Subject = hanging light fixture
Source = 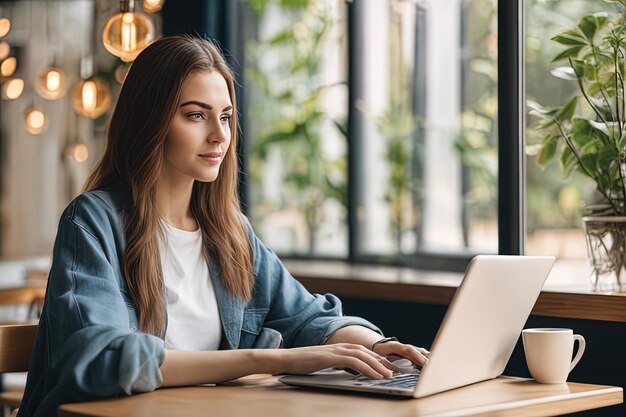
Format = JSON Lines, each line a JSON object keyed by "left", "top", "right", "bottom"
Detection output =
{"left": 35, "top": 66, "right": 67, "bottom": 100}
{"left": 102, "top": 0, "right": 154, "bottom": 62}
{"left": 72, "top": 76, "right": 111, "bottom": 119}
{"left": 1, "top": 77, "right": 23, "bottom": 100}
{"left": 24, "top": 106, "right": 46, "bottom": 135}
{"left": 0, "top": 56, "right": 16, "bottom": 77}
{"left": 35, "top": 3, "right": 67, "bottom": 100}
{"left": 143, "top": 0, "right": 164, "bottom": 13}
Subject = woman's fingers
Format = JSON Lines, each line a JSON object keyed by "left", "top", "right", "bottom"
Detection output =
{"left": 286, "top": 342, "right": 433, "bottom": 379}
{"left": 417, "top": 347, "right": 430, "bottom": 357}
{"left": 286, "top": 343, "right": 394, "bottom": 379}
{"left": 335, "top": 344, "right": 393, "bottom": 379}
{"left": 375, "top": 342, "right": 430, "bottom": 368}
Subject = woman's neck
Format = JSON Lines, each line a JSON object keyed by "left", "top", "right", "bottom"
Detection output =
{"left": 155, "top": 176, "right": 198, "bottom": 231}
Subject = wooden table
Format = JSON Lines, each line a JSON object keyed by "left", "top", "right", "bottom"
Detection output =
{"left": 58, "top": 375, "right": 622, "bottom": 417}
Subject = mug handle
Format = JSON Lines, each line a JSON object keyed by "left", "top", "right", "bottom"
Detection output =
{"left": 569, "top": 334, "right": 586, "bottom": 372}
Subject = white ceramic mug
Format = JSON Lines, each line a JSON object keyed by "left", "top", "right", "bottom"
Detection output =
{"left": 522, "top": 328, "right": 585, "bottom": 384}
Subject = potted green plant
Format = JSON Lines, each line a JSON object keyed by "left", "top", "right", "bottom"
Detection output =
{"left": 530, "top": 2, "right": 626, "bottom": 290}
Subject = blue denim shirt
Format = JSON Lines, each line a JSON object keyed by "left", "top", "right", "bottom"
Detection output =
{"left": 17, "top": 189, "right": 380, "bottom": 417}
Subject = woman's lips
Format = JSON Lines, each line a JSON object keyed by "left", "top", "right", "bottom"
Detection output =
{"left": 198, "top": 152, "right": 223, "bottom": 164}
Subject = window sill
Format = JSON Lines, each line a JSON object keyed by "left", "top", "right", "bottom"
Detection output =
{"left": 284, "top": 259, "right": 626, "bottom": 323}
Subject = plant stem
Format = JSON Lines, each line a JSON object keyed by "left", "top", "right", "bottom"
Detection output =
{"left": 619, "top": 46, "right": 626, "bottom": 135}
{"left": 588, "top": 42, "right": 615, "bottom": 129}
{"left": 570, "top": 57, "right": 612, "bottom": 143}
{"left": 613, "top": 41, "right": 622, "bottom": 133}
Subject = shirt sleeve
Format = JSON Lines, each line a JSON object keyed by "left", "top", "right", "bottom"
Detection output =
{"left": 247, "top": 224, "right": 382, "bottom": 348}
{"left": 17, "top": 196, "right": 165, "bottom": 417}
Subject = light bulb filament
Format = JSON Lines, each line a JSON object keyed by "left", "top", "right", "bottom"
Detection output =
{"left": 121, "top": 13, "right": 137, "bottom": 52}
{"left": 46, "top": 70, "right": 61, "bottom": 92}
{"left": 82, "top": 80, "right": 97, "bottom": 112}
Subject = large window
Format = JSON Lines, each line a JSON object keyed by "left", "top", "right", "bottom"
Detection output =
{"left": 243, "top": 0, "right": 499, "bottom": 269}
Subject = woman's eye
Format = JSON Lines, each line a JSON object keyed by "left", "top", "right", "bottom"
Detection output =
{"left": 220, "top": 115, "right": 232, "bottom": 124}
{"left": 187, "top": 112, "right": 205, "bottom": 120}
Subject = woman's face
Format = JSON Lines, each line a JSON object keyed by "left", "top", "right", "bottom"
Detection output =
{"left": 162, "top": 69, "right": 233, "bottom": 184}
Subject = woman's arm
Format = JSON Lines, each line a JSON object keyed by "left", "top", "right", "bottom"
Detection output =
{"left": 160, "top": 343, "right": 396, "bottom": 386}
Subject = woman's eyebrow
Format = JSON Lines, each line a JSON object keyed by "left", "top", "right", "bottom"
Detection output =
{"left": 179, "top": 100, "right": 233, "bottom": 112}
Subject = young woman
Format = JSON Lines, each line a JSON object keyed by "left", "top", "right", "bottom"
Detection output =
{"left": 17, "top": 35, "right": 428, "bottom": 417}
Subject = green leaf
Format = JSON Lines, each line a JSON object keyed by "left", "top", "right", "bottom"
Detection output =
{"left": 570, "top": 59, "right": 586, "bottom": 78}
{"left": 551, "top": 33, "right": 588, "bottom": 46}
{"left": 580, "top": 152, "right": 599, "bottom": 174}
{"left": 571, "top": 118, "right": 612, "bottom": 152}
{"left": 594, "top": 14, "right": 609, "bottom": 29}
{"left": 555, "top": 96, "right": 578, "bottom": 123}
{"left": 537, "top": 136, "right": 559, "bottom": 165}
{"left": 597, "top": 146, "right": 619, "bottom": 172}
{"left": 571, "top": 118, "right": 592, "bottom": 147}
{"left": 597, "top": 173, "right": 609, "bottom": 192}
{"left": 579, "top": 139, "right": 600, "bottom": 158}
{"left": 560, "top": 145, "right": 577, "bottom": 177}
{"left": 578, "top": 15, "right": 599, "bottom": 42}
{"left": 587, "top": 82, "right": 603, "bottom": 95}
{"left": 552, "top": 45, "right": 584, "bottom": 62}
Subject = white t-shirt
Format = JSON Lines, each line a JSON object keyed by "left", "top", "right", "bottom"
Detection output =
{"left": 159, "top": 221, "right": 222, "bottom": 351}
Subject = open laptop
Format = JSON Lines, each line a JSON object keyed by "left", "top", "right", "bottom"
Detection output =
{"left": 279, "top": 255, "right": 556, "bottom": 398}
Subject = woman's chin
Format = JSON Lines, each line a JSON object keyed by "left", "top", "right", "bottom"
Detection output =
{"left": 195, "top": 173, "right": 220, "bottom": 183}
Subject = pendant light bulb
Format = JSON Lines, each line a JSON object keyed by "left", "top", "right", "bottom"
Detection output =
{"left": 102, "top": 0, "right": 154, "bottom": 62}
{"left": 66, "top": 143, "right": 89, "bottom": 163}
{"left": 0, "top": 56, "right": 16, "bottom": 77}
{"left": 71, "top": 77, "right": 111, "bottom": 119}
{"left": 0, "top": 41, "right": 10, "bottom": 61}
{"left": 2, "top": 77, "right": 24, "bottom": 100}
{"left": 35, "top": 66, "right": 67, "bottom": 100}
{"left": 25, "top": 107, "right": 46, "bottom": 135}
{"left": 0, "top": 18, "right": 10, "bottom": 38}
{"left": 143, "top": 0, "right": 164, "bottom": 13}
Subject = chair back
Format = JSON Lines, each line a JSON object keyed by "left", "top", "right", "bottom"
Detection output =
{"left": 0, "top": 325, "right": 37, "bottom": 373}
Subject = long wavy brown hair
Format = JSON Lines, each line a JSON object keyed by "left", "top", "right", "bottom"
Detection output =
{"left": 85, "top": 35, "right": 254, "bottom": 336}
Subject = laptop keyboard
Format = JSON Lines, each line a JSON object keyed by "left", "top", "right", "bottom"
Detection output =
{"left": 355, "top": 372, "right": 421, "bottom": 389}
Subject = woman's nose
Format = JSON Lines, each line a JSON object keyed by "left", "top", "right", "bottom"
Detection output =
{"left": 207, "top": 121, "right": 228, "bottom": 143}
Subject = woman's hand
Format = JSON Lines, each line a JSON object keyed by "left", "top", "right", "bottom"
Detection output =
{"left": 372, "top": 340, "right": 430, "bottom": 368}
{"left": 279, "top": 343, "right": 394, "bottom": 380}
{"left": 323, "top": 325, "right": 429, "bottom": 371}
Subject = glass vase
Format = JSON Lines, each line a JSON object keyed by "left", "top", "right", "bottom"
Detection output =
{"left": 582, "top": 216, "right": 626, "bottom": 292}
